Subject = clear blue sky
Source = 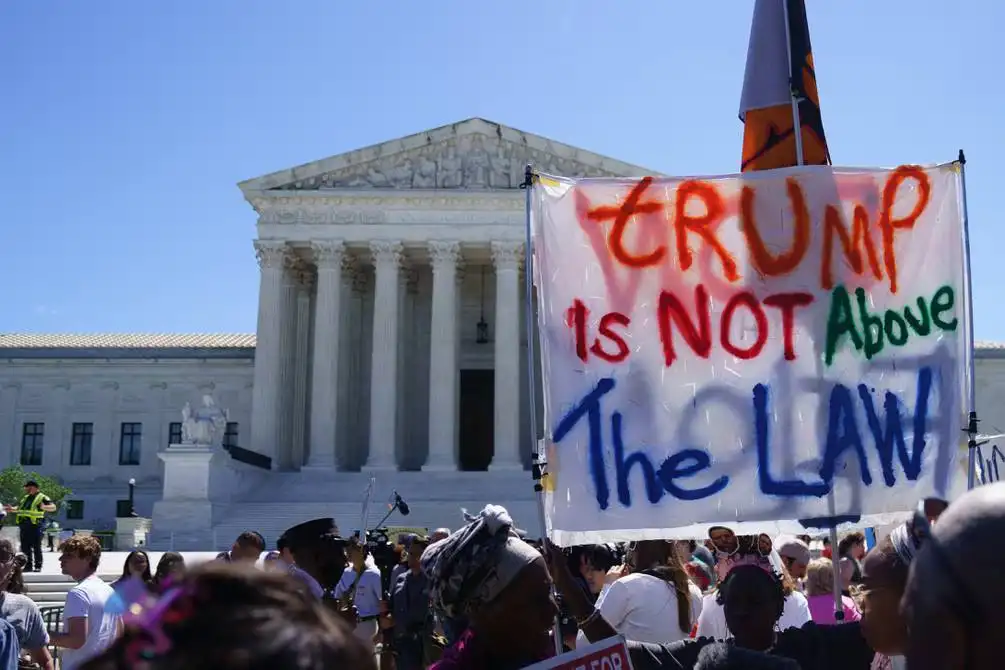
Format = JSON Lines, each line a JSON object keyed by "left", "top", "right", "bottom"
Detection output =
{"left": 2, "top": 1, "right": 1002, "bottom": 339}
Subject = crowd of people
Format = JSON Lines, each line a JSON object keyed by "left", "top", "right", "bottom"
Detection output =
{"left": 0, "top": 483, "right": 999, "bottom": 669}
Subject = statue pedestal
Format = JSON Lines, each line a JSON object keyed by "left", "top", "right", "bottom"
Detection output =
{"left": 151, "top": 443, "right": 235, "bottom": 548}
{"left": 115, "top": 516, "right": 151, "bottom": 551}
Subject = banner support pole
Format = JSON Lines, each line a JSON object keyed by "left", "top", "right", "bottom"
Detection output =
{"left": 781, "top": 0, "right": 845, "bottom": 621}
{"left": 959, "top": 149, "right": 981, "bottom": 490}
{"left": 521, "top": 164, "right": 563, "bottom": 657}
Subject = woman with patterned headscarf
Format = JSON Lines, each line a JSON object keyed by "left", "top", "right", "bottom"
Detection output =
{"left": 858, "top": 498, "right": 949, "bottom": 670}
{"left": 422, "top": 505, "right": 559, "bottom": 669}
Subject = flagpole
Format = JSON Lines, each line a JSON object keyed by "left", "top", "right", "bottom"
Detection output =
{"left": 521, "top": 164, "right": 563, "bottom": 657}
{"left": 781, "top": 0, "right": 846, "bottom": 620}
{"left": 782, "top": 0, "right": 805, "bottom": 166}
{"left": 959, "top": 149, "right": 980, "bottom": 490}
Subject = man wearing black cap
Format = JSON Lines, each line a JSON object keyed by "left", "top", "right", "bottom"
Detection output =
{"left": 2, "top": 480, "right": 56, "bottom": 572}
{"left": 281, "top": 518, "right": 357, "bottom": 623}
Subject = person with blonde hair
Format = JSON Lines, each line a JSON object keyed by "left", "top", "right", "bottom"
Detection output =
{"left": 804, "top": 558, "right": 860, "bottom": 625}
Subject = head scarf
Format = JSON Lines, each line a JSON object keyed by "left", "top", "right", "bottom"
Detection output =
{"left": 889, "top": 522, "right": 920, "bottom": 566}
{"left": 421, "top": 504, "right": 541, "bottom": 618}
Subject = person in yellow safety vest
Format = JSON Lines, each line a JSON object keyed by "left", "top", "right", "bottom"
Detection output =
{"left": 2, "top": 480, "right": 57, "bottom": 572}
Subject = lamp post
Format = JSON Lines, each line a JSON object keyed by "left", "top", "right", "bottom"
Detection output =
{"left": 128, "top": 478, "right": 136, "bottom": 517}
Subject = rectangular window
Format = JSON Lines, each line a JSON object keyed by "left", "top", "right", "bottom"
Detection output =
{"left": 65, "top": 500, "right": 84, "bottom": 520}
{"left": 168, "top": 422, "right": 182, "bottom": 446}
{"left": 118, "top": 422, "right": 142, "bottom": 466}
{"left": 115, "top": 499, "right": 133, "bottom": 518}
{"left": 70, "top": 422, "right": 93, "bottom": 466}
{"left": 20, "top": 423, "right": 44, "bottom": 466}
{"left": 223, "top": 422, "right": 239, "bottom": 449}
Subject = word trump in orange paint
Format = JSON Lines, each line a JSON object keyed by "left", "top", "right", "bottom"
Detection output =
{"left": 578, "top": 166, "right": 932, "bottom": 296}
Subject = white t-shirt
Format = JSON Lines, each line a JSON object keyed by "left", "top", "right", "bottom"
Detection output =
{"left": 334, "top": 564, "right": 383, "bottom": 617}
{"left": 695, "top": 588, "right": 811, "bottom": 640}
{"left": 61, "top": 575, "right": 120, "bottom": 670}
{"left": 576, "top": 573, "right": 703, "bottom": 646}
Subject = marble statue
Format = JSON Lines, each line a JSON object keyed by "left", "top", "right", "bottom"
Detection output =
{"left": 179, "top": 394, "right": 229, "bottom": 447}
{"left": 438, "top": 148, "right": 463, "bottom": 189}
{"left": 489, "top": 147, "right": 514, "bottom": 188}
{"left": 463, "top": 137, "right": 490, "bottom": 187}
{"left": 412, "top": 155, "right": 438, "bottom": 188}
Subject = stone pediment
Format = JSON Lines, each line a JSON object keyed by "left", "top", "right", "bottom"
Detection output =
{"left": 238, "top": 118, "right": 658, "bottom": 193}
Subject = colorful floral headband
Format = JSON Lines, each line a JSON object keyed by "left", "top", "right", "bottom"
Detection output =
{"left": 106, "top": 576, "right": 196, "bottom": 664}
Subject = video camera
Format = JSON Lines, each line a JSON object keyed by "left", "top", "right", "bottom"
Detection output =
{"left": 356, "top": 490, "right": 411, "bottom": 594}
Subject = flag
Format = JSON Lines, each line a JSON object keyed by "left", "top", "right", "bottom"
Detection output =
{"left": 740, "top": 0, "right": 830, "bottom": 171}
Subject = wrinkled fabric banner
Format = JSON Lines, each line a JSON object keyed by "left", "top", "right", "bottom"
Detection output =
{"left": 532, "top": 163, "right": 969, "bottom": 545}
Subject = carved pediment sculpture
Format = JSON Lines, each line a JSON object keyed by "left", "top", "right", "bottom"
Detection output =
{"left": 275, "top": 135, "right": 621, "bottom": 191}
{"left": 240, "top": 119, "right": 657, "bottom": 193}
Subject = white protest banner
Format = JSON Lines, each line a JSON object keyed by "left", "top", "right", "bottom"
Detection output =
{"left": 522, "top": 635, "right": 633, "bottom": 670}
{"left": 532, "top": 164, "right": 970, "bottom": 544}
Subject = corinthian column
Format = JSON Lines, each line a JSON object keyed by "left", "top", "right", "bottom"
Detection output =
{"left": 250, "top": 240, "right": 291, "bottom": 466}
{"left": 276, "top": 263, "right": 299, "bottom": 470}
{"left": 306, "top": 240, "right": 346, "bottom": 470}
{"left": 491, "top": 241, "right": 524, "bottom": 470}
{"left": 365, "top": 240, "right": 403, "bottom": 470}
{"left": 426, "top": 240, "right": 461, "bottom": 470}
{"left": 290, "top": 268, "right": 314, "bottom": 469}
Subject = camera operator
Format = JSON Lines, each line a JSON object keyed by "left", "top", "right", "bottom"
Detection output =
{"left": 334, "top": 538, "right": 383, "bottom": 645}
{"left": 378, "top": 535, "right": 433, "bottom": 670}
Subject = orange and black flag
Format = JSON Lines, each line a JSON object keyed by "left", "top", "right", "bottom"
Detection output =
{"left": 740, "top": 0, "right": 830, "bottom": 172}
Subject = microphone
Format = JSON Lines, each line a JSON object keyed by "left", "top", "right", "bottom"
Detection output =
{"left": 694, "top": 643, "right": 800, "bottom": 670}
{"left": 393, "top": 492, "right": 410, "bottom": 516}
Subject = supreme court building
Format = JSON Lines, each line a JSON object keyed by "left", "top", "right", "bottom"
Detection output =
{"left": 3, "top": 118, "right": 1005, "bottom": 547}
{"left": 0, "top": 119, "right": 656, "bottom": 546}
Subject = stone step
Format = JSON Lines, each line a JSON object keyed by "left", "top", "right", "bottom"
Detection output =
{"left": 149, "top": 466, "right": 544, "bottom": 550}
{"left": 21, "top": 552, "right": 232, "bottom": 607}
{"left": 238, "top": 469, "right": 539, "bottom": 503}
{"left": 147, "top": 497, "right": 543, "bottom": 551}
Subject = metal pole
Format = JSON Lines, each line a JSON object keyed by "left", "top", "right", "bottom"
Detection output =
{"left": 781, "top": 0, "right": 805, "bottom": 167}
{"left": 959, "top": 149, "right": 980, "bottom": 489}
{"left": 128, "top": 478, "right": 136, "bottom": 517}
{"left": 781, "top": 0, "right": 844, "bottom": 620}
{"left": 521, "top": 164, "right": 562, "bottom": 657}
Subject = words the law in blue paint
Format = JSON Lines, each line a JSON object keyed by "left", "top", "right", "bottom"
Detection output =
{"left": 551, "top": 368, "right": 934, "bottom": 511}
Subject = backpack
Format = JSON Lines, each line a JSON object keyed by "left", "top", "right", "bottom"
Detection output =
{"left": 0, "top": 618, "right": 20, "bottom": 670}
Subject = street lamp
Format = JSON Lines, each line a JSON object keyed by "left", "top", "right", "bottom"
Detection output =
{"left": 128, "top": 478, "right": 136, "bottom": 517}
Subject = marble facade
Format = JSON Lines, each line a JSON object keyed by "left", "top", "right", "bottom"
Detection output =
{"left": 237, "top": 118, "right": 651, "bottom": 475}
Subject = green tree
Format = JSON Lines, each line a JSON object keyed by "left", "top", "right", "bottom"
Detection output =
{"left": 0, "top": 465, "right": 73, "bottom": 511}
